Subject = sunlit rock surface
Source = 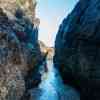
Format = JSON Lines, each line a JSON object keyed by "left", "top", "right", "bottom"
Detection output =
{"left": 0, "top": 0, "right": 37, "bottom": 22}
{"left": 0, "top": 0, "right": 42, "bottom": 100}
{"left": 39, "top": 41, "right": 54, "bottom": 60}
{"left": 54, "top": 0, "right": 100, "bottom": 99}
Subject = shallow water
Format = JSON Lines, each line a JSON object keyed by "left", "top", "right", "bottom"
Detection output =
{"left": 29, "top": 60, "right": 80, "bottom": 100}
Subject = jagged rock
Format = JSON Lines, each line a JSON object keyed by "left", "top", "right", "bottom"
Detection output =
{"left": 54, "top": 0, "right": 100, "bottom": 99}
{"left": 0, "top": 1, "right": 42, "bottom": 100}
{"left": 0, "top": 0, "right": 37, "bottom": 21}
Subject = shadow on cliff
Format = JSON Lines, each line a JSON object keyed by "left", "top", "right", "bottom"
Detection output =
{"left": 54, "top": 0, "right": 100, "bottom": 99}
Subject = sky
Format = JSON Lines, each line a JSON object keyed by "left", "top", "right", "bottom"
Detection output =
{"left": 36, "top": 0, "right": 78, "bottom": 47}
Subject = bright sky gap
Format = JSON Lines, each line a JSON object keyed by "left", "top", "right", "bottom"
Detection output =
{"left": 36, "top": 0, "right": 78, "bottom": 47}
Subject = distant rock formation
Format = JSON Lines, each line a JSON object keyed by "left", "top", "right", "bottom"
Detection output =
{"left": 39, "top": 40, "right": 54, "bottom": 60}
{"left": 0, "top": 0, "right": 42, "bottom": 100}
{"left": 54, "top": 0, "right": 100, "bottom": 99}
{"left": 47, "top": 47, "right": 54, "bottom": 60}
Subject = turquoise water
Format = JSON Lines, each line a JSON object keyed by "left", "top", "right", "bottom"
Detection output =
{"left": 29, "top": 60, "right": 80, "bottom": 100}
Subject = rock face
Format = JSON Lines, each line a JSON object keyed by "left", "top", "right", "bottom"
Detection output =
{"left": 39, "top": 41, "right": 54, "bottom": 60}
{"left": 54, "top": 0, "right": 100, "bottom": 99}
{"left": 46, "top": 47, "right": 54, "bottom": 60}
{"left": 0, "top": 0, "right": 42, "bottom": 100}
{"left": 0, "top": 0, "right": 37, "bottom": 22}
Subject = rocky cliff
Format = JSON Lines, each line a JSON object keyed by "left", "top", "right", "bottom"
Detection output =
{"left": 0, "top": 0, "right": 37, "bottom": 22}
{"left": 0, "top": 0, "right": 42, "bottom": 100}
{"left": 39, "top": 41, "right": 54, "bottom": 60}
{"left": 54, "top": 0, "right": 100, "bottom": 99}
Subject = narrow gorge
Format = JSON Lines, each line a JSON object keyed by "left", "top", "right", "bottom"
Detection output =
{"left": 0, "top": 0, "right": 100, "bottom": 100}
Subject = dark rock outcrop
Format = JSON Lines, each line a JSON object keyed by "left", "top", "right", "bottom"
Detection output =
{"left": 54, "top": 0, "right": 100, "bottom": 99}
{"left": 0, "top": 0, "right": 42, "bottom": 100}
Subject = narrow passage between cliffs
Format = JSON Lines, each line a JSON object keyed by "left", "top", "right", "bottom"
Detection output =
{"left": 29, "top": 59, "right": 80, "bottom": 100}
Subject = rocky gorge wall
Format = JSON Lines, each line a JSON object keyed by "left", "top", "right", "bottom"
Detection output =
{"left": 0, "top": 0, "right": 42, "bottom": 100}
{"left": 54, "top": 0, "right": 100, "bottom": 99}
{"left": 39, "top": 41, "right": 54, "bottom": 60}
